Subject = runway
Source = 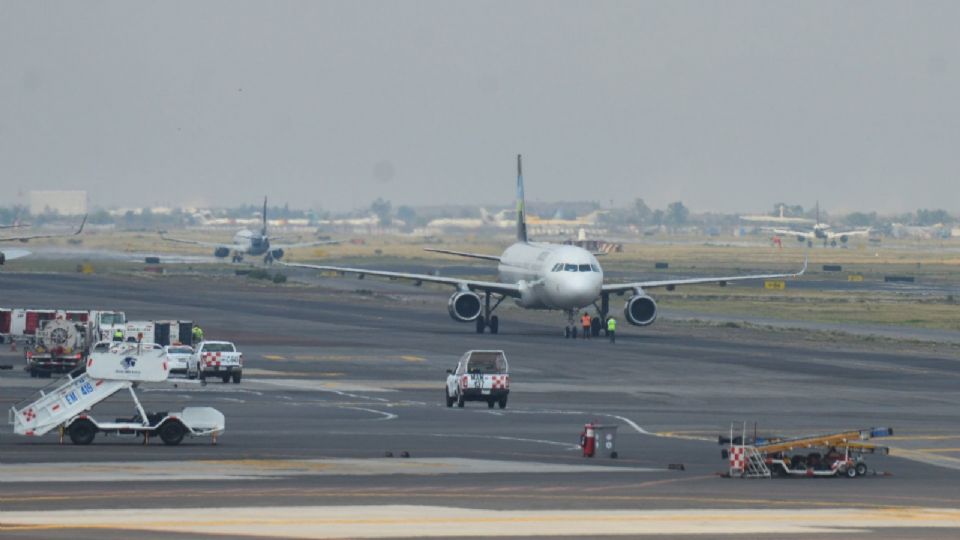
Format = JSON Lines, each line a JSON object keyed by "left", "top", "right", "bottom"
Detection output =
{"left": 1, "top": 272, "right": 959, "bottom": 538}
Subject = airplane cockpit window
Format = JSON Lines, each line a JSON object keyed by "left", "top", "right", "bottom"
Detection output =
{"left": 564, "top": 264, "right": 577, "bottom": 272}
{"left": 578, "top": 264, "right": 592, "bottom": 272}
{"left": 591, "top": 264, "right": 601, "bottom": 272}
{"left": 551, "top": 263, "right": 563, "bottom": 272}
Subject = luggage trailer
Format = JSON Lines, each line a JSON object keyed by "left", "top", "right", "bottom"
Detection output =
{"left": 9, "top": 342, "right": 224, "bottom": 446}
{"left": 722, "top": 423, "right": 893, "bottom": 478}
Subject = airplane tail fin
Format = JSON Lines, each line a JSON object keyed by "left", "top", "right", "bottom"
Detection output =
{"left": 261, "top": 196, "right": 268, "bottom": 236}
{"left": 516, "top": 154, "right": 528, "bottom": 243}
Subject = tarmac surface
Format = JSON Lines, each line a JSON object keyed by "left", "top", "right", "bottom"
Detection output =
{"left": 1, "top": 271, "right": 959, "bottom": 539}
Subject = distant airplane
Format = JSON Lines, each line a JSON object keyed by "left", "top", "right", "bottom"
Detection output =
{"left": 162, "top": 197, "right": 337, "bottom": 263}
{"left": 284, "top": 155, "right": 806, "bottom": 336}
{"left": 770, "top": 203, "right": 870, "bottom": 247}
{"left": 0, "top": 215, "right": 86, "bottom": 264}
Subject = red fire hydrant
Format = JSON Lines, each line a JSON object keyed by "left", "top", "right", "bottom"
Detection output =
{"left": 580, "top": 422, "right": 596, "bottom": 458}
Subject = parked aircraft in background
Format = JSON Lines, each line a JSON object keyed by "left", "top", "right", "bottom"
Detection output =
{"left": 285, "top": 155, "right": 806, "bottom": 336}
{"left": 740, "top": 205, "right": 815, "bottom": 225}
{"left": 770, "top": 203, "right": 870, "bottom": 247}
{"left": 162, "top": 198, "right": 337, "bottom": 263}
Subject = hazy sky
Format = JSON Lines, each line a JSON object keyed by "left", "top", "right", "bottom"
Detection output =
{"left": 1, "top": 1, "right": 958, "bottom": 214}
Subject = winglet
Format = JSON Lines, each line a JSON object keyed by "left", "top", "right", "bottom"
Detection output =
{"left": 516, "top": 154, "right": 528, "bottom": 243}
{"left": 73, "top": 214, "right": 87, "bottom": 235}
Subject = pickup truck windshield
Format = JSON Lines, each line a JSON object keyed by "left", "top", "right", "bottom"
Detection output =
{"left": 467, "top": 352, "right": 506, "bottom": 374}
{"left": 202, "top": 343, "right": 236, "bottom": 353}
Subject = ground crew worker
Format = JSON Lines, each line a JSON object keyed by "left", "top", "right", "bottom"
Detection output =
{"left": 112, "top": 329, "right": 123, "bottom": 342}
{"left": 607, "top": 317, "right": 616, "bottom": 343}
{"left": 192, "top": 324, "right": 204, "bottom": 344}
{"left": 580, "top": 312, "right": 591, "bottom": 339}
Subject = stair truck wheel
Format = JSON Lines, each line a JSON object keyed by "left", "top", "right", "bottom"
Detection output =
{"left": 158, "top": 420, "right": 186, "bottom": 446}
{"left": 68, "top": 419, "right": 97, "bottom": 445}
{"left": 232, "top": 372, "right": 242, "bottom": 384}
{"left": 855, "top": 462, "right": 868, "bottom": 477}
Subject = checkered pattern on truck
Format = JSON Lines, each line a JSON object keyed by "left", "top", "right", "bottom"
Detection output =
{"left": 201, "top": 351, "right": 240, "bottom": 367}
{"left": 459, "top": 374, "right": 509, "bottom": 390}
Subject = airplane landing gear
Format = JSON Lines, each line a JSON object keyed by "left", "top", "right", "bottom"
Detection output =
{"left": 231, "top": 254, "right": 244, "bottom": 263}
{"left": 477, "top": 292, "right": 504, "bottom": 334}
{"left": 564, "top": 310, "right": 578, "bottom": 339}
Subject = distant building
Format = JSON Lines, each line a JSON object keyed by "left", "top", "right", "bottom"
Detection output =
{"left": 29, "top": 190, "right": 87, "bottom": 216}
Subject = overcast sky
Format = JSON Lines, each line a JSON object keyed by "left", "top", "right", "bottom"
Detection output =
{"left": 1, "top": 1, "right": 958, "bottom": 214}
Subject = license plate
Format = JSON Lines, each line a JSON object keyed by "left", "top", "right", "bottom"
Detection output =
{"left": 481, "top": 389, "right": 490, "bottom": 395}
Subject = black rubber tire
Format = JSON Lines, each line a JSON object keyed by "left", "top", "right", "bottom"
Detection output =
{"left": 457, "top": 391, "right": 465, "bottom": 408}
{"left": 158, "top": 420, "right": 185, "bottom": 446}
{"left": 846, "top": 466, "right": 857, "bottom": 478}
{"left": 475, "top": 317, "right": 485, "bottom": 334}
{"left": 498, "top": 397, "right": 507, "bottom": 409}
{"left": 571, "top": 327, "right": 578, "bottom": 339}
{"left": 68, "top": 419, "right": 97, "bottom": 445}
{"left": 487, "top": 400, "right": 495, "bottom": 409}
{"left": 232, "top": 372, "right": 242, "bottom": 384}
{"left": 591, "top": 317, "right": 601, "bottom": 337}
{"left": 221, "top": 375, "right": 230, "bottom": 384}
{"left": 40, "top": 370, "right": 52, "bottom": 379}
{"left": 445, "top": 388, "right": 454, "bottom": 407}
{"left": 855, "top": 462, "right": 868, "bottom": 477}
{"left": 489, "top": 316, "right": 499, "bottom": 334}
{"left": 29, "top": 367, "right": 37, "bottom": 378}
{"left": 564, "top": 327, "right": 571, "bottom": 338}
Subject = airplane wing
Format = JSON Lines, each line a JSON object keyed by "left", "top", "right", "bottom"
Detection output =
{"left": 826, "top": 229, "right": 871, "bottom": 239}
{"left": 159, "top": 234, "right": 243, "bottom": 250}
{"left": 770, "top": 228, "right": 815, "bottom": 240}
{"left": 281, "top": 262, "right": 522, "bottom": 297}
{"left": 271, "top": 239, "right": 341, "bottom": 249}
{"left": 424, "top": 248, "right": 501, "bottom": 262}
{"left": 0, "top": 248, "right": 30, "bottom": 262}
{"left": 0, "top": 215, "right": 86, "bottom": 243}
{"left": 602, "top": 257, "right": 807, "bottom": 293}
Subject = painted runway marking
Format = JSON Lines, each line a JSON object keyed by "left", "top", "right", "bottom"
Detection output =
{"left": 339, "top": 406, "right": 398, "bottom": 421}
{"left": 401, "top": 355, "right": 426, "bottom": 362}
{"left": 263, "top": 355, "right": 286, "bottom": 361}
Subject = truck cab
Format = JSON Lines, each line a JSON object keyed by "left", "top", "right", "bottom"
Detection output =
{"left": 445, "top": 350, "right": 509, "bottom": 409}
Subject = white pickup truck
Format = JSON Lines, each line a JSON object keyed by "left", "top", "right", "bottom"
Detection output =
{"left": 194, "top": 341, "right": 243, "bottom": 384}
{"left": 445, "top": 350, "right": 509, "bottom": 409}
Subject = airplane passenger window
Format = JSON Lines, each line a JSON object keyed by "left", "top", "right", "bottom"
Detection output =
{"left": 564, "top": 264, "right": 577, "bottom": 272}
{"left": 578, "top": 264, "right": 592, "bottom": 272}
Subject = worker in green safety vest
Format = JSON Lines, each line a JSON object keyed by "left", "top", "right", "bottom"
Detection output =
{"left": 112, "top": 329, "right": 123, "bottom": 342}
{"left": 606, "top": 317, "right": 616, "bottom": 344}
{"left": 191, "top": 324, "right": 204, "bottom": 344}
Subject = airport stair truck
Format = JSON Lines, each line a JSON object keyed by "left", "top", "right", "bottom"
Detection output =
{"left": 9, "top": 342, "right": 225, "bottom": 446}
{"left": 721, "top": 423, "right": 893, "bottom": 478}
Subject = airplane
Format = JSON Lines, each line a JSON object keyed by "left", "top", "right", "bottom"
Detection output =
{"left": 0, "top": 215, "right": 86, "bottom": 265}
{"left": 740, "top": 204, "right": 815, "bottom": 225}
{"left": 770, "top": 203, "right": 870, "bottom": 247}
{"left": 161, "top": 197, "right": 337, "bottom": 263}
{"left": 283, "top": 155, "right": 806, "bottom": 337}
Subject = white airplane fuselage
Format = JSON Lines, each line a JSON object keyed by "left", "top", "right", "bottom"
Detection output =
{"left": 497, "top": 243, "right": 603, "bottom": 310}
{"left": 232, "top": 229, "right": 270, "bottom": 256}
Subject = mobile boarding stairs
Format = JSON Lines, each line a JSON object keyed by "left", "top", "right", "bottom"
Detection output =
{"left": 9, "top": 342, "right": 224, "bottom": 446}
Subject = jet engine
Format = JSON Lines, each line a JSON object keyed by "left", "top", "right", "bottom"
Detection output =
{"left": 624, "top": 294, "right": 658, "bottom": 326}
{"left": 796, "top": 235, "right": 806, "bottom": 243}
{"left": 270, "top": 248, "right": 285, "bottom": 260}
{"left": 839, "top": 235, "right": 849, "bottom": 243}
{"left": 214, "top": 247, "right": 230, "bottom": 258}
{"left": 447, "top": 291, "right": 482, "bottom": 322}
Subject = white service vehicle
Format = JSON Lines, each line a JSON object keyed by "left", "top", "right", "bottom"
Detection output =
{"left": 8, "top": 342, "right": 225, "bottom": 446}
{"left": 445, "top": 350, "right": 510, "bottom": 409}
{"left": 194, "top": 341, "right": 243, "bottom": 384}
{"left": 164, "top": 344, "right": 197, "bottom": 378}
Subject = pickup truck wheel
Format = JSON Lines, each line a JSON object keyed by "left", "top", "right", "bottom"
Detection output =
{"left": 445, "top": 388, "right": 454, "bottom": 407}
{"left": 232, "top": 372, "right": 242, "bottom": 384}
{"left": 221, "top": 375, "right": 230, "bottom": 384}
{"left": 487, "top": 399, "right": 495, "bottom": 409}
{"left": 68, "top": 419, "right": 97, "bottom": 445}
{"left": 498, "top": 397, "right": 508, "bottom": 409}
{"left": 457, "top": 391, "right": 465, "bottom": 408}
{"left": 29, "top": 367, "right": 38, "bottom": 378}
{"left": 187, "top": 365, "right": 197, "bottom": 380}
{"left": 158, "top": 420, "right": 185, "bottom": 446}
{"left": 855, "top": 462, "right": 868, "bottom": 477}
